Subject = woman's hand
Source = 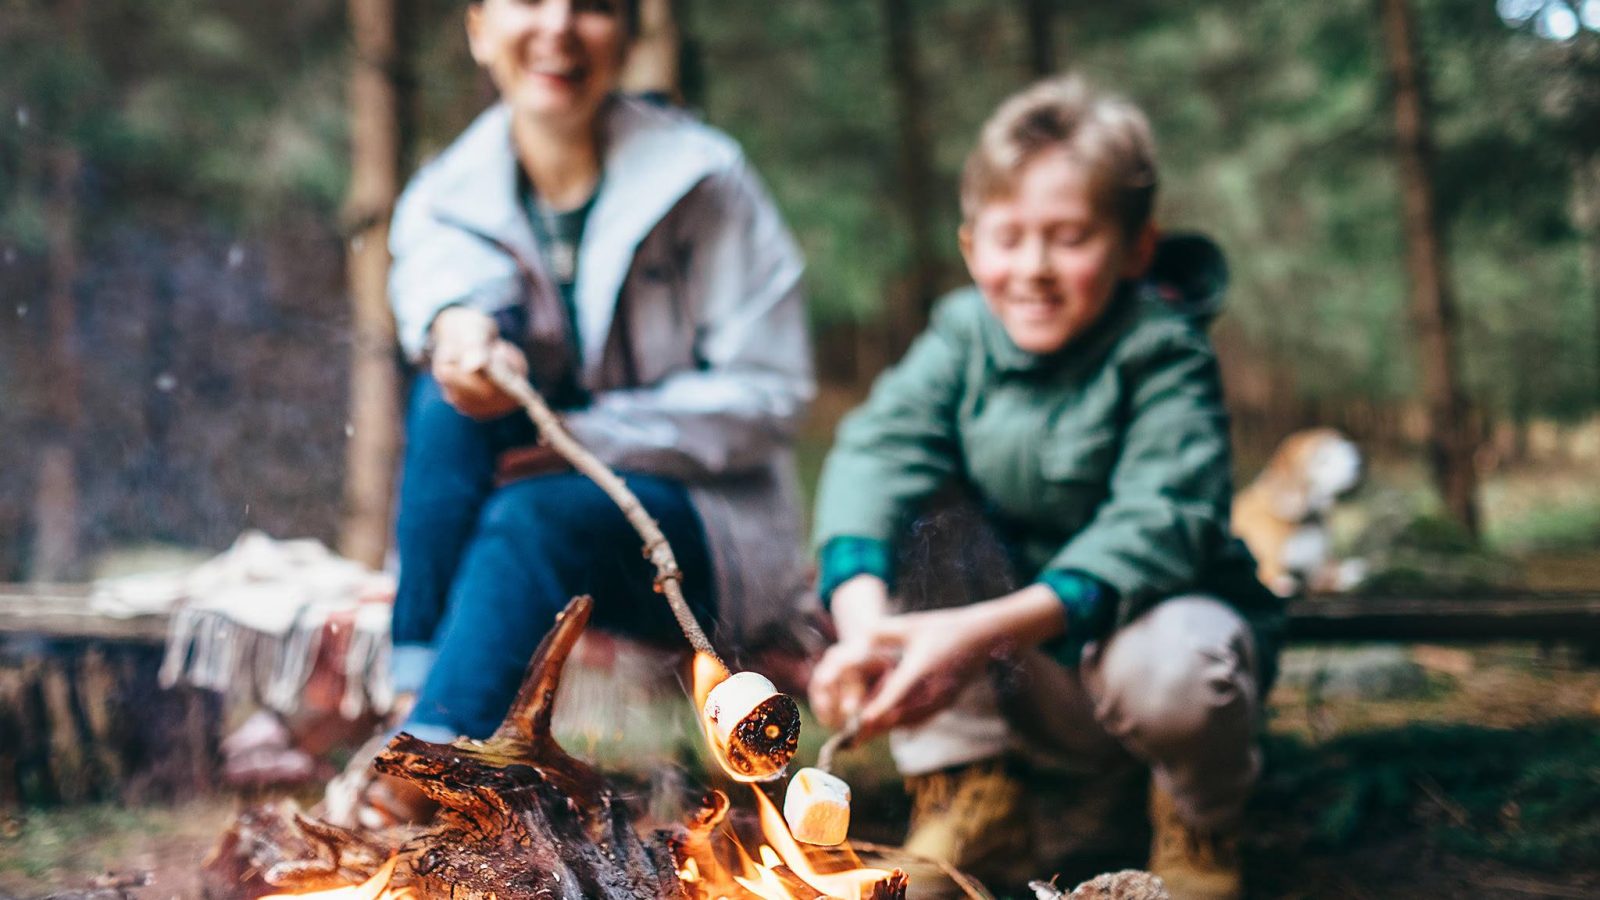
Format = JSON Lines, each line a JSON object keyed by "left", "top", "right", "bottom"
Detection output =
{"left": 430, "top": 307, "right": 529, "bottom": 419}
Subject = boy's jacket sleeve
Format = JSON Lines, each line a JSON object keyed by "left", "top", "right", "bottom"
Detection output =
{"left": 1045, "top": 323, "right": 1236, "bottom": 625}
{"left": 812, "top": 302, "right": 967, "bottom": 548}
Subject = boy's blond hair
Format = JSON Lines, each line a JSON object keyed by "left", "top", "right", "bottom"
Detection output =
{"left": 961, "top": 75, "right": 1158, "bottom": 236}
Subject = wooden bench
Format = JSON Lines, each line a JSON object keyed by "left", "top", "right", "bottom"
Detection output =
{"left": 3, "top": 585, "right": 1597, "bottom": 807}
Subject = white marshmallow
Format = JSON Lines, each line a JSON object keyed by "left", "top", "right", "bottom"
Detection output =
{"left": 784, "top": 767, "right": 851, "bottom": 846}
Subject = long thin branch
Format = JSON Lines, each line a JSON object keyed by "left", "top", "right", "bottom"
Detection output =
{"left": 815, "top": 716, "right": 860, "bottom": 773}
{"left": 484, "top": 362, "right": 724, "bottom": 668}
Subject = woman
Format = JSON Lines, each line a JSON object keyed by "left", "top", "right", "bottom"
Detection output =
{"left": 384, "top": 0, "right": 813, "bottom": 754}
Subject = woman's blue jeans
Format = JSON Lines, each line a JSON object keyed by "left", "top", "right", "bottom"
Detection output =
{"left": 391, "top": 374, "right": 716, "bottom": 740}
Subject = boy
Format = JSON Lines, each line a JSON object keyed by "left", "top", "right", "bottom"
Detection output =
{"left": 807, "top": 76, "right": 1281, "bottom": 900}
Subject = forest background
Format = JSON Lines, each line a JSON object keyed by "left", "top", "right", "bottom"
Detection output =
{"left": 2, "top": 0, "right": 1598, "bottom": 582}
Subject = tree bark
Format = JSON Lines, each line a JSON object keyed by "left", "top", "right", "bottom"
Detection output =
{"left": 881, "top": 0, "right": 942, "bottom": 354}
{"left": 1573, "top": 153, "right": 1600, "bottom": 401}
{"left": 620, "top": 0, "right": 681, "bottom": 103}
{"left": 30, "top": 0, "right": 86, "bottom": 581}
{"left": 1022, "top": 0, "right": 1057, "bottom": 78}
{"left": 1377, "top": 0, "right": 1479, "bottom": 537}
{"left": 338, "top": 0, "right": 404, "bottom": 568}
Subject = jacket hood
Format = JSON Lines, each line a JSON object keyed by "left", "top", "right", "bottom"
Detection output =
{"left": 1142, "top": 231, "right": 1228, "bottom": 325}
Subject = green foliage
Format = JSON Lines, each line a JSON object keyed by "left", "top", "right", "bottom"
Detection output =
{"left": 1338, "top": 483, "right": 1524, "bottom": 591}
{"left": 1258, "top": 720, "right": 1600, "bottom": 870}
{"left": 0, "top": 0, "right": 350, "bottom": 241}
{"left": 687, "top": 0, "right": 1597, "bottom": 419}
{"left": 0, "top": 0, "right": 1595, "bottom": 481}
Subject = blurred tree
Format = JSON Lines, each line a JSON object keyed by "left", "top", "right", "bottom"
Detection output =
{"left": 338, "top": 0, "right": 406, "bottom": 568}
{"left": 882, "top": 0, "right": 942, "bottom": 351}
{"left": 1023, "top": 0, "right": 1059, "bottom": 77}
{"left": 620, "top": 0, "right": 683, "bottom": 102}
{"left": 18, "top": 0, "right": 90, "bottom": 580}
{"left": 1378, "top": 0, "right": 1480, "bottom": 535}
{"left": 1580, "top": 155, "right": 1600, "bottom": 395}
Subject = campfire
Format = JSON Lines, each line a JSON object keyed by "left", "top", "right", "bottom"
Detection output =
{"left": 204, "top": 370, "right": 1152, "bottom": 900}
{"left": 206, "top": 595, "right": 912, "bottom": 900}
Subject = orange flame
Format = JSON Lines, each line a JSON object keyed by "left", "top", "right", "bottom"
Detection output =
{"left": 258, "top": 856, "right": 409, "bottom": 900}
{"left": 277, "top": 655, "right": 891, "bottom": 900}
{"left": 692, "top": 652, "right": 891, "bottom": 899}
{"left": 693, "top": 651, "right": 775, "bottom": 784}
{"left": 742, "top": 786, "right": 890, "bottom": 899}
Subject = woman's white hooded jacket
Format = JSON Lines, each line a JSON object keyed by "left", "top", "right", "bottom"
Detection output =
{"left": 389, "top": 96, "right": 815, "bottom": 648}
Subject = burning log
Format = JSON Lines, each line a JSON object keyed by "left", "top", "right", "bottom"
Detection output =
{"left": 206, "top": 596, "right": 909, "bottom": 900}
{"left": 356, "top": 596, "right": 681, "bottom": 900}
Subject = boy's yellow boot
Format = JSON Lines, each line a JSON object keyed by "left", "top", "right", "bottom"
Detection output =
{"left": 902, "top": 759, "right": 1031, "bottom": 879}
{"left": 1147, "top": 783, "right": 1242, "bottom": 900}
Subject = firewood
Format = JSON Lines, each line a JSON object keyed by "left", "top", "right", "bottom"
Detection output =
{"left": 770, "top": 864, "right": 833, "bottom": 898}
{"left": 868, "top": 870, "right": 911, "bottom": 900}
{"left": 205, "top": 596, "right": 911, "bottom": 900}
{"left": 367, "top": 596, "right": 681, "bottom": 900}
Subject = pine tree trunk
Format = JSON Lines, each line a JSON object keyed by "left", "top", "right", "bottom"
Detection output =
{"left": 339, "top": 0, "right": 404, "bottom": 568}
{"left": 882, "top": 0, "right": 942, "bottom": 354}
{"left": 620, "top": 0, "right": 681, "bottom": 103}
{"left": 31, "top": 135, "right": 84, "bottom": 581}
{"left": 1377, "top": 0, "right": 1479, "bottom": 536}
{"left": 1022, "top": 0, "right": 1057, "bottom": 78}
{"left": 1573, "top": 153, "right": 1600, "bottom": 401}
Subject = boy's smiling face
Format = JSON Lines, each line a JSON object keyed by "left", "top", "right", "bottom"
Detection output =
{"left": 960, "top": 147, "right": 1155, "bottom": 355}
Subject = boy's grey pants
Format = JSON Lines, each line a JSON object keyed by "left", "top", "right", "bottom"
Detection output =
{"left": 888, "top": 595, "right": 1262, "bottom": 830}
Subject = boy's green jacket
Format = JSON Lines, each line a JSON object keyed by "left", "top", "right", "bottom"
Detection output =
{"left": 814, "top": 264, "right": 1284, "bottom": 682}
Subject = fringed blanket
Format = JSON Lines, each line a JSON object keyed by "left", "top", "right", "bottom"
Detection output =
{"left": 92, "top": 531, "right": 396, "bottom": 720}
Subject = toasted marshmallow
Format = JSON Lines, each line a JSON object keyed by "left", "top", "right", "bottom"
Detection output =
{"left": 704, "top": 671, "right": 800, "bottom": 780}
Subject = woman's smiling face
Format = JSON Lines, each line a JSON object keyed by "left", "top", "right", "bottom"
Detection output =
{"left": 467, "top": 0, "right": 628, "bottom": 132}
{"left": 960, "top": 146, "right": 1155, "bottom": 355}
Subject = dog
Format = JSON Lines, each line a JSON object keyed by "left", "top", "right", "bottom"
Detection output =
{"left": 1233, "top": 428, "right": 1365, "bottom": 597}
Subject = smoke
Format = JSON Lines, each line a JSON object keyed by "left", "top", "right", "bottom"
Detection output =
{"left": 892, "top": 490, "right": 1019, "bottom": 614}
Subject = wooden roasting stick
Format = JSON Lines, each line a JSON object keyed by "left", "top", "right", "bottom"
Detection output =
{"left": 483, "top": 361, "right": 799, "bottom": 780}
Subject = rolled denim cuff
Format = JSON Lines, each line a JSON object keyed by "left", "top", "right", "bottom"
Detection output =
{"left": 396, "top": 721, "right": 459, "bottom": 745}
{"left": 390, "top": 643, "right": 438, "bottom": 696}
{"left": 1038, "top": 569, "right": 1117, "bottom": 667}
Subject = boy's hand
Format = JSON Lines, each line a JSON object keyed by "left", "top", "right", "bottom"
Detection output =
{"left": 828, "top": 574, "right": 891, "bottom": 644}
{"left": 809, "top": 584, "right": 1069, "bottom": 739}
{"left": 853, "top": 607, "right": 1000, "bottom": 737}
{"left": 430, "top": 307, "right": 528, "bottom": 419}
{"left": 807, "top": 637, "right": 895, "bottom": 730}
{"left": 809, "top": 606, "right": 1001, "bottom": 738}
